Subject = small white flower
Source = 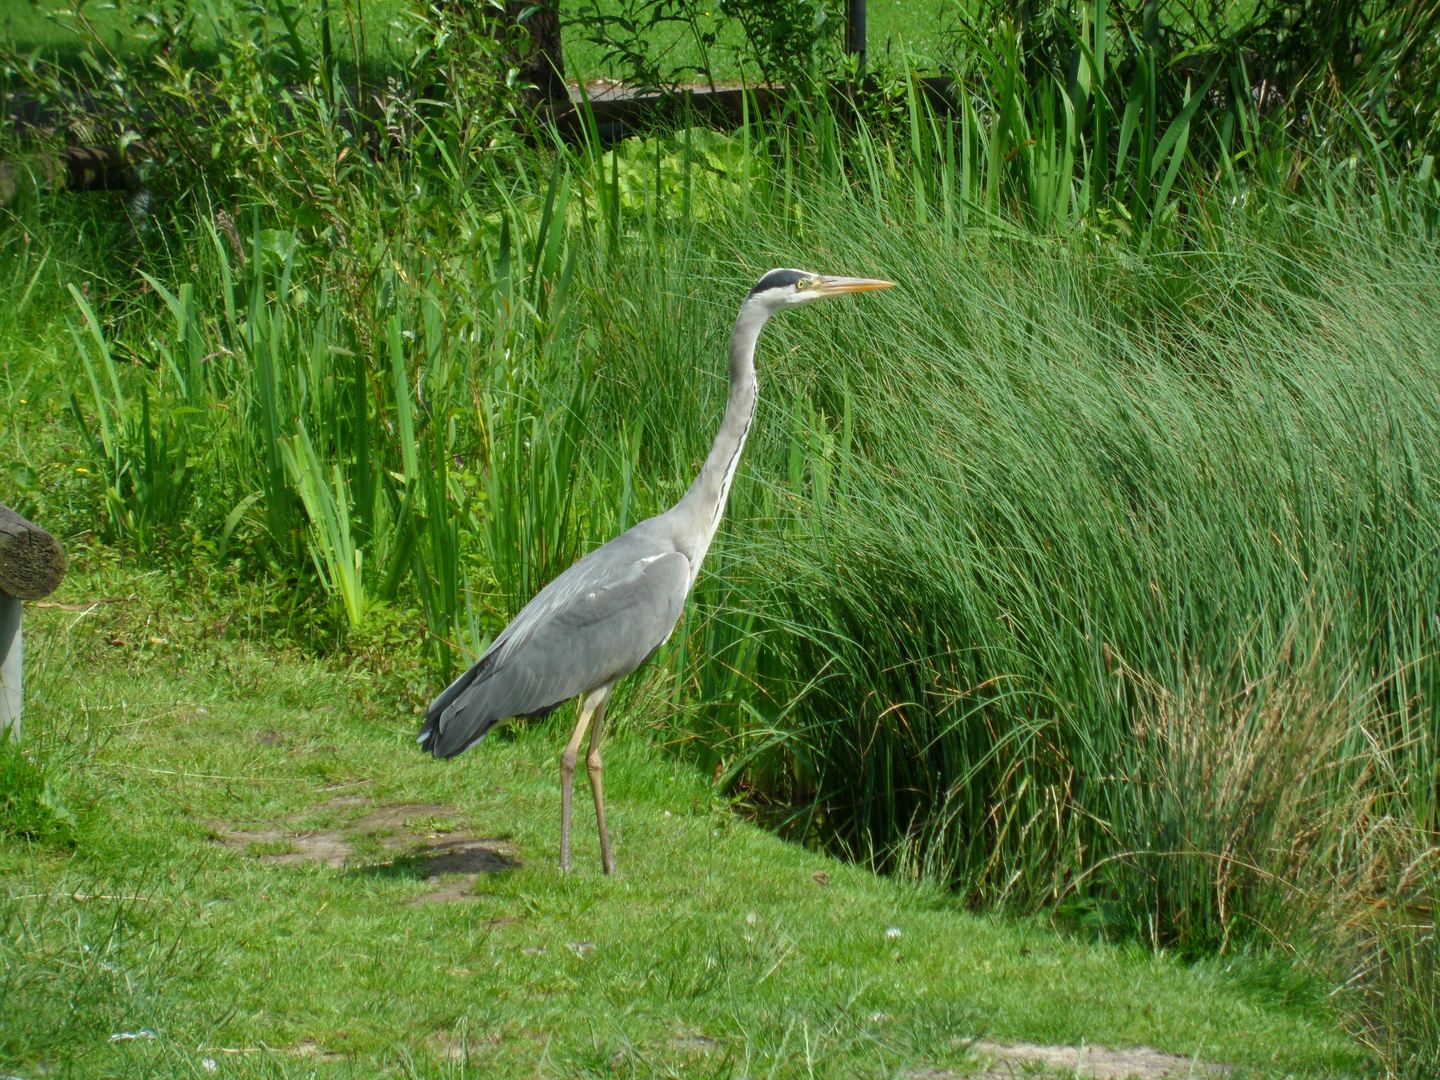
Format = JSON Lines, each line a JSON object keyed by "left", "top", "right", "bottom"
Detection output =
{"left": 745, "top": 911, "right": 758, "bottom": 926}
{"left": 885, "top": 926, "right": 902, "bottom": 940}
{"left": 663, "top": 810, "right": 671, "bottom": 817}
{"left": 202, "top": 1058, "right": 218, "bottom": 1073}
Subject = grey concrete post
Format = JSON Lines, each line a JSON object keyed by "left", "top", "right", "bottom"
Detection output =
{"left": 0, "top": 592, "right": 20, "bottom": 742}
{"left": 0, "top": 502, "right": 67, "bottom": 743}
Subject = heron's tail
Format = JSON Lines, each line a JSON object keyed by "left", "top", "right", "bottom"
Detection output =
{"left": 418, "top": 709, "right": 500, "bottom": 759}
{"left": 417, "top": 654, "right": 498, "bottom": 759}
{"left": 415, "top": 637, "right": 568, "bottom": 759}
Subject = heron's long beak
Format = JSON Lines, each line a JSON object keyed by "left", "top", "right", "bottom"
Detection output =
{"left": 810, "top": 275, "right": 896, "bottom": 296}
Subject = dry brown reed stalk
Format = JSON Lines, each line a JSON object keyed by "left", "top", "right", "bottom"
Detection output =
{"left": 214, "top": 210, "right": 246, "bottom": 268}
{"left": 1104, "top": 629, "right": 1437, "bottom": 1068}
{"left": 891, "top": 612, "right": 1436, "bottom": 1067}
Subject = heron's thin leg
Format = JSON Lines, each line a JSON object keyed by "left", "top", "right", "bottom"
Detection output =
{"left": 586, "top": 690, "right": 615, "bottom": 875}
{"left": 560, "top": 691, "right": 601, "bottom": 873}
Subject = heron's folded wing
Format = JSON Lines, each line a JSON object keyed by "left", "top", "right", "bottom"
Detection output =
{"left": 425, "top": 548, "right": 690, "bottom": 758}
{"left": 424, "top": 528, "right": 674, "bottom": 724}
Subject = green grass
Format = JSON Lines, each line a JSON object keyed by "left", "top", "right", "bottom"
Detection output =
{"left": 1, "top": 559, "right": 1367, "bottom": 1078}
{"left": 0, "top": 736, "right": 77, "bottom": 845}
{"left": 0, "top": 0, "right": 955, "bottom": 79}
{"left": 561, "top": 0, "right": 957, "bottom": 82}
{"left": 0, "top": 0, "right": 413, "bottom": 63}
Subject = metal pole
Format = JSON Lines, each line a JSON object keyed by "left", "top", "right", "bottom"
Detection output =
{"left": 846, "top": 0, "right": 867, "bottom": 77}
{"left": 1, "top": 593, "right": 20, "bottom": 742}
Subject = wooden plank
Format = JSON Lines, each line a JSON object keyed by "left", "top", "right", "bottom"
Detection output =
{"left": 543, "top": 77, "right": 964, "bottom": 136}
{"left": 0, "top": 504, "right": 67, "bottom": 601}
{"left": 0, "top": 145, "right": 146, "bottom": 204}
{"left": 545, "top": 82, "right": 787, "bottom": 138}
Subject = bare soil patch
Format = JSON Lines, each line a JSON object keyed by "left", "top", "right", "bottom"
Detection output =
{"left": 211, "top": 797, "right": 519, "bottom": 901}
{"left": 287, "top": 1037, "right": 345, "bottom": 1060}
{"left": 910, "top": 1041, "right": 1228, "bottom": 1080}
{"left": 428, "top": 1029, "right": 502, "bottom": 1061}
{"left": 668, "top": 1034, "right": 721, "bottom": 1054}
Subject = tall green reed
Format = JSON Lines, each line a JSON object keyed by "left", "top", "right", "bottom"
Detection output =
{"left": 67, "top": 285, "right": 194, "bottom": 550}
{"left": 516, "top": 120, "right": 1437, "bottom": 1061}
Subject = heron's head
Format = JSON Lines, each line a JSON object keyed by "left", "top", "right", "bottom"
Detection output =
{"left": 744, "top": 268, "right": 895, "bottom": 315}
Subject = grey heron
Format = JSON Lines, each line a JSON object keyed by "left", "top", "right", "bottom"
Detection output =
{"left": 418, "top": 268, "right": 895, "bottom": 873}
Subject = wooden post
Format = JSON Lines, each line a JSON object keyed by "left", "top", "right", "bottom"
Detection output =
{"left": 0, "top": 504, "right": 68, "bottom": 742}
{"left": 846, "top": 0, "right": 867, "bottom": 76}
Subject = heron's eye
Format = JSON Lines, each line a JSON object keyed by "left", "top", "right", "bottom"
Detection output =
{"left": 796, "top": 277, "right": 818, "bottom": 291}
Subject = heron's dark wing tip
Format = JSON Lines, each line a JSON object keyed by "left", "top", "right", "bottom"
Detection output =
{"left": 417, "top": 714, "right": 445, "bottom": 756}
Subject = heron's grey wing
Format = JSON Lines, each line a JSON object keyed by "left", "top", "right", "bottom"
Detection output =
{"left": 420, "top": 546, "right": 689, "bottom": 759}
{"left": 423, "top": 527, "right": 676, "bottom": 721}
{"left": 422, "top": 532, "right": 654, "bottom": 723}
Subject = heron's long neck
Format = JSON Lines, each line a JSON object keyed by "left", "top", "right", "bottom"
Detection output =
{"left": 673, "top": 300, "right": 768, "bottom": 582}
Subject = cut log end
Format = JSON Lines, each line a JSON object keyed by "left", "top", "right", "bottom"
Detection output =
{"left": 0, "top": 504, "right": 67, "bottom": 601}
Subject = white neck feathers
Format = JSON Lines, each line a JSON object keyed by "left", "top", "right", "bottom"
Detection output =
{"left": 671, "top": 298, "right": 770, "bottom": 588}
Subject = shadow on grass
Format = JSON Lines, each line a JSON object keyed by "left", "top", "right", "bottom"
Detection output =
{"left": 348, "top": 836, "right": 521, "bottom": 903}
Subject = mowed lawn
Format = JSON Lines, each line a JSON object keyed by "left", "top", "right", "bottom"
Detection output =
{"left": 2, "top": 556, "right": 1367, "bottom": 1079}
